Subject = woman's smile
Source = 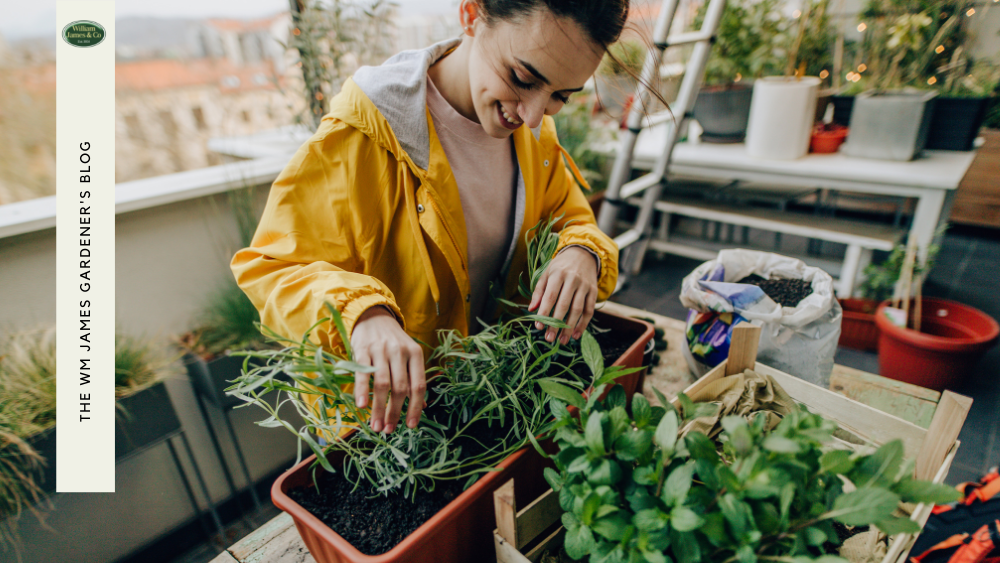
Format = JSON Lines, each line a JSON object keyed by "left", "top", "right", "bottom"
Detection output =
{"left": 496, "top": 101, "right": 522, "bottom": 130}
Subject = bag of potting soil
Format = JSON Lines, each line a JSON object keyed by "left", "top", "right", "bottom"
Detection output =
{"left": 680, "top": 249, "right": 843, "bottom": 388}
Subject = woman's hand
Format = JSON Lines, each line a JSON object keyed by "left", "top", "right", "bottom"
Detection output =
{"left": 350, "top": 306, "right": 426, "bottom": 434}
{"left": 528, "top": 246, "right": 599, "bottom": 345}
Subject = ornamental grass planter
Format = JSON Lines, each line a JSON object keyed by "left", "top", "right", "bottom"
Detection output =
{"left": 840, "top": 90, "right": 938, "bottom": 162}
{"left": 838, "top": 297, "right": 881, "bottom": 352}
{"left": 875, "top": 298, "right": 1000, "bottom": 392}
{"left": 691, "top": 83, "right": 754, "bottom": 143}
{"left": 271, "top": 310, "right": 654, "bottom": 563}
{"left": 925, "top": 96, "right": 993, "bottom": 151}
{"left": 494, "top": 326, "right": 970, "bottom": 563}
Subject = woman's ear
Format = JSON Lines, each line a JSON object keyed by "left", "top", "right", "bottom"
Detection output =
{"left": 459, "top": 0, "right": 480, "bottom": 36}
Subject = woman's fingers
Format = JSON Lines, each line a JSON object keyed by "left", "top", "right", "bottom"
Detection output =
{"left": 384, "top": 343, "right": 409, "bottom": 434}
{"left": 353, "top": 347, "right": 371, "bottom": 409}
{"left": 574, "top": 290, "right": 597, "bottom": 339}
{"left": 530, "top": 270, "right": 550, "bottom": 330}
{"left": 549, "top": 274, "right": 579, "bottom": 343}
{"left": 369, "top": 347, "right": 391, "bottom": 433}
{"left": 564, "top": 286, "right": 590, "bottom": 343}
{"left": 407, "top": 349, "right": 426, "bottom": 429}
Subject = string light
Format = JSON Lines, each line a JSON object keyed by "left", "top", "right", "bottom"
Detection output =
{"left": 793, "top": 9, "right": 802, "bottom": 18}
{"left": 966, "top": 8, "right": 975, "bottom": 15}
{"left": 293, "top": 28, "right": 301, "bottom": 36}
{"left": 820, "top": 69, "right": 830, "bottom": 79}
{"left": 735, "top": 73, "right": 743, "bottom": 82}
{"left": 935, "top": 45, "right": 945, "bottom": 53}
{"left": 927, "top": 76, "right": 938, "bottom": 85}
{"left": 315, "top": 92, "right": 324, "bottom": 100}
{"left": 858, "top": 23, "right": 867, "bottom": 32}
{"left": 858, "top": 63, "right": 867, "bottom": 72}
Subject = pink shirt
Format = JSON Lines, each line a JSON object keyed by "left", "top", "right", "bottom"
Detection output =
{"left": 426, "top": 75, "right": 517, "bottom": 331}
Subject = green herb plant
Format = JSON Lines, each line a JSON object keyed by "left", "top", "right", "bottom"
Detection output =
{"left": 540, "top": 383, "right": 960, "bottom": 563}
{"left": 858, "top": 230, "right": 944, "bottom": 303}
{"left": 226, "top": 217, "right": 641, "bottom": 500}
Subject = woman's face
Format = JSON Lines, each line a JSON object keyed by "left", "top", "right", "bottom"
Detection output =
{"left": 466, "top": 8, "right": 605, "bottom": 139}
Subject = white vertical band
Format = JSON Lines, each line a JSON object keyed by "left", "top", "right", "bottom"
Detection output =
{"left": 56, "top": 0, "right": 115, "bottom": 492}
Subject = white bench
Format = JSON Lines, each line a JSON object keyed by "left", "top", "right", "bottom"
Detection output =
{"left": 624, "top": 195, "right": 905, "bottom": 296}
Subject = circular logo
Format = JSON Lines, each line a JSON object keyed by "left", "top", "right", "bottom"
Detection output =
{"left": 61, "top": 20, "right": 106, "bottom": 48}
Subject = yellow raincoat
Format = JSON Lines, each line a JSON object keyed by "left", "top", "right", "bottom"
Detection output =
{"left": 231, "top": 38, "right": 618, "bottom": 434}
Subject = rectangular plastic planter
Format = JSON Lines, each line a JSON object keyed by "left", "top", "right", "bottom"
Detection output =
{"left": 271, "top": 310, "right": 654, "bottom": 563}
{"left": 840, "top": 90, "right": 938, "bottom": 161}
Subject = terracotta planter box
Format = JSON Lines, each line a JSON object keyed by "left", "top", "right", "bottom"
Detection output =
{"left": 838, "top": 297, "right": 881, "bottom": 352}
{"left": 271, "top": 310, "right": 654, "bottom": 563}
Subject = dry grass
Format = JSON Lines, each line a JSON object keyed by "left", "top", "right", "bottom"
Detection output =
{"left": 0, "top": 67, "right": 56, "bottom": 205}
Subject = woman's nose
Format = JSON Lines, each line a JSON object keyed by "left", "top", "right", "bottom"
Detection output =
{"left": 517, "top": 96, "right": 547, "bottom": 129}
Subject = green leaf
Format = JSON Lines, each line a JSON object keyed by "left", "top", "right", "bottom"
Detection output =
{"left": 590, "top": 459, "right": 622, "bottom": 486}
{"left": 804, "top": 526, "right": 827, "bottom": 546}
{"left": 875, "top": 516, "right": 922, "bottom": 535}
{"left": 568, "top": 454, "right": 592, "bottom": 474}
{"left": 586, "top": 412, "right": 607, "bottom": 455}
{"left": 564, "top": 523, "right": 596, "bottom": 560}
{"left": 633, "top": 465, "right": 658, "bottom": 486}
{"left": 820, "top": 450, "right": 856, "bottom": 475}
{"left": 615, "top": 429, "right": 652, "bottom": 461}
{"left": 721, "top": 416, "right": 753, "bottom": 455}
{"left": 606, "top": 385, "right": 627, "bottom": 411}
{"left": 893, "top": 479, "right": 962, "bottom": 505}
{"left": 677, "top": 393, "right": 696, "bottom": 418}
{"left": 632, "top": 394, "right": 652, "bottom": 428}
{"left": 720, "top": 493, "right": 753, "bottom": 540}
{"left": 685, "top": 432, "right": 718, "bottom": 461}
{"left": 544, "top": 467, "right": 563, "bottom": 492}
{"left": 654, "top": 410, "right": 679, "bottom": 453}
{"left": 582, "top": 492, "right": 601, "bottom": 525}
{"left": 592, "top": 513, "right": 631, "bottom": 541}
{"left": 582, "top": 330, "right": 604, "bottom": 379}
{"left": 852, "top": 439, "right": 904, "bottom": 488}
{"left": 633, "top": 509, "right": 668, "bottom": 531}
{"left": 609, "top": 406, "right": 631, "bottom": 437}
{"left": 642, "top": 551, "right": 668, "bottom": 563}
{"left": 830, "top": 488, "right": 900, "bottom": 526}
{"left": 537, "top": 378, "right": 585, "bottom": 409}
{"left": 763, "top": 435, "right": 801, "bottom": 454}
{"left": 661, "top": 462, "right": 695, "bottom": 506}
{"left": 670, "top": 506, "right": 704, "bottom": 532}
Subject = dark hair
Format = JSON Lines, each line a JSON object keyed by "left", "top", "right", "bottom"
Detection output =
{"left": 475, "top": 0, "right": 670, "bottom": 117}
{"left": 477, "top": 0, "right": 629, "bottom": 47}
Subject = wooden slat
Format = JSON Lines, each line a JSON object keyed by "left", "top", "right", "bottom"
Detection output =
{"left": 228, "top": 512, "right": 296, "bottom": 561}
{"left": 515, "top": 488, "right": 562, "bottom": 551}
{"left": 523, "top": 527, "right": 567, "bottom": 562}
{"left": 674, "top": 360, "right": 731, "bottom": 402}
{"left": 234, "top": 523, "right": 316, "bottom": 563}
{"left": 753, "top": 364, "right": 928, "bottom": 457}
{"left": 725, "top": 325, "right": 761, "bottom": 376}
{"left": 915, "top": 391, "right": 973, "bottom": 481}
{"left": 494, "top": 479, "right": 518, "bottom": 547}
{"left": 209, "top": 551, "right": 240, "bottom": 563}
{"left": 495, "top": 532, "right": 529, "bottom": 563}
{"left": 829, "top": 365, "right": 940, "bottom": 429}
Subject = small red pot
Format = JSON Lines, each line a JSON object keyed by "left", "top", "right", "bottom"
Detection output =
{"left": 810, "top": 123, "right": 849, "bottom": 153}
{"left": 838, "top": 297, "right": 881, "bottom": 352}
{"left": 272, "top": 310, "right": 654, "bottom": 563}
{"left": 875, "top": 298, "right": 999, "bottom": 391}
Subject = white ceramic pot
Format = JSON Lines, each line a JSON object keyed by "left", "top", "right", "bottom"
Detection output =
{"left": 745, "top": 76, "right": 821, "bottom": 160}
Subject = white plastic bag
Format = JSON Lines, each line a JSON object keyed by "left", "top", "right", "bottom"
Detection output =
{"left": 680, "top": 249, "right": 843, "bottom": 388}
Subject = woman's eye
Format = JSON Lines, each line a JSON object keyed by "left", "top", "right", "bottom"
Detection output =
{"left": 555, "top": 93, "right": 570, "bottom": 103}
{"left": 509, "top": 69, "right": 535, "bottom": 90}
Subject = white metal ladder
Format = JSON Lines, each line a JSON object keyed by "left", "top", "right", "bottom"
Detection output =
{"left": 596, "top": 0, "right": 728, "bottom": 286}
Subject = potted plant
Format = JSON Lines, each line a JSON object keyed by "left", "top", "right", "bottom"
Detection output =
{"left": 810, "top": 122, "right": 849, "bottom": 153}
{"left": 551, "top": 94, "right": 614, "bottom": 214}
{"left": 594, "top": 40, "right": 645, "bottom": 120}
{"left": 227, "top": 219, "right": 654, "bottom": 563}
{"left": 690, "top": 0, "right": 784, "bottom": 143}
{"left": 925, "top": 59, "right": 1000, "bottom": 151}
{"left": 744, "top": 0, "right": 833, "bottom": 160}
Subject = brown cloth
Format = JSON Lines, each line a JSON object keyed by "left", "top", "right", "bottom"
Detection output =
{"left": 681, "top": 369, "right": 797, "bottom": 440}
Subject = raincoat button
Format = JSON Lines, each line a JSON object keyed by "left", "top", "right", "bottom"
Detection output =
{"left": 466, "top": 294, "right": 470, "bottom": 302}
{"left": 543, "top": 160, "right": 550, "bottom": 167}
{"left": 416, "top": 204, "right": 425, "bottom": 213}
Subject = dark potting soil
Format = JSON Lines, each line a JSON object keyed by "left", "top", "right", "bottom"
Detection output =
{"left": 822, "top": 522, "right": 870, "bottom": 554}
{"left": 737, "top": 275, "right": 813, "bottom": 308}
{"left": 289, "top": 329, "right": 636, "bottom": 556}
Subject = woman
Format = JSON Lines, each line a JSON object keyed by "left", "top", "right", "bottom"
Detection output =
{"left": 231, "top": 0, "right": 642, "bottom": 438}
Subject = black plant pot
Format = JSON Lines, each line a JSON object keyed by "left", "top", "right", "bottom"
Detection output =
{"left": 692, "top": 84, "right": 754, "bottom": 143}
{"left": 830, "top": 95, "right": 855, "bottom": 126}
{"left": 183, "top": 352, "right": 269, "bottom": 409}
{"left": 23, "top": 381, "right": 181, "bottom": 495}
{"left": 925, "top": 96, "right": 993, "bottom": 151}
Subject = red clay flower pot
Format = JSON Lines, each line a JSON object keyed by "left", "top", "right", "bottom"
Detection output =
{"left": 271, "top": 311, "right": 654, "bottom": 563}
{"left": 810, "top": 123, "right": 849, "bottom": 154}
{"left": 875, "top": 298, "right": 999, "bottom": 391}
{"left": 838, "top": 297, "right": 881, "bottom": 352}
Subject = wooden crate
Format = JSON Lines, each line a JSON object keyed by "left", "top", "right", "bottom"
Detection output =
{"left": 493, "top": 325, "right": 971, "bottom": 563}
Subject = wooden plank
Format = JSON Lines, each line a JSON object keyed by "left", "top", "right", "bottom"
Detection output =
{"left": 515, "top": 488, "right": 562, "bottom": 551}
{"left": 829, "top": 365, "right": 940, "bottom": 429}
{"left": 494, "top": 479, "right": 518, "bottom": 547}
{"left": 753, "top": 364, "right": 928, "bottom": 457}
{"left": 916, "top": 391, "right": 973, "bottom": 481}
{"left": 238, "top": 524, "right": 316, "bottom": 563}
{"left": 495, "top": 531, "right": 530, "bottom": 563}
{"left": 674, "top": 360, "right": 731, "bottom": 403}
{"left": 725, "top": 325, "right": 761, "bottom": 376}
{"left": 523, "top": 527, "right": 567, "bottom": 562}
{"left": 209, "top": 551, "right": 240, "bottom": 563}
{"left": 228, "top": 512, "right": 296, "bottom": 561}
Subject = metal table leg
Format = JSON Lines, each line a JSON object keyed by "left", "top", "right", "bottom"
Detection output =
{"left": 168, "top": 432, "right": 224, "bottom": 541}
{"left": 221, "top": 410, "right": 263, "bottom": 511}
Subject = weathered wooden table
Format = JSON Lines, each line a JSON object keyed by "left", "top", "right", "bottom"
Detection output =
{"left": 213, "top": 302, "right": 944, "bottom": 562}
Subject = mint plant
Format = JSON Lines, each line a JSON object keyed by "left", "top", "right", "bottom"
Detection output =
{"left": 541, "top": 382, "right": 960, "bottom": 563}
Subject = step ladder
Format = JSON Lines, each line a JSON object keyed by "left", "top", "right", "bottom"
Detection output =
{"left": 596, "top": 0, "right": 728, "bottom": 287}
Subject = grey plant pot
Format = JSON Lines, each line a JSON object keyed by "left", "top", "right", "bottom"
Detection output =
{"left": 692, "top": 83, "right": 755, "bottom": 143}
{"left": 840, "top": 90, "right": 938, "bottom": 161}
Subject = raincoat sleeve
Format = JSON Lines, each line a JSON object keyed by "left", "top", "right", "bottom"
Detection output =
{"left": 230, "top": 117, "right": 405, "bottom": 356}
{"left": 542, "top": 136, "right": 619, "bottom": 303}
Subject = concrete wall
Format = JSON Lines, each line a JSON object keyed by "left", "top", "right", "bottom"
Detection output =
{"left": 0, "top": 174, "right": 305, "bottom": 563}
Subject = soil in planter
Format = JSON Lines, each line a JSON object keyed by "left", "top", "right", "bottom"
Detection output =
{"left": 737, "top": 275, "right": 813, "bottom": 308}
{"left": 289, "top": 331, "right": 634, "bottom": 555}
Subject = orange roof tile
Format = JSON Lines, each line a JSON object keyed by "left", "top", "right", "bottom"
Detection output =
{"left": 115, "top": 58, "right": 283, "bottom": 92}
